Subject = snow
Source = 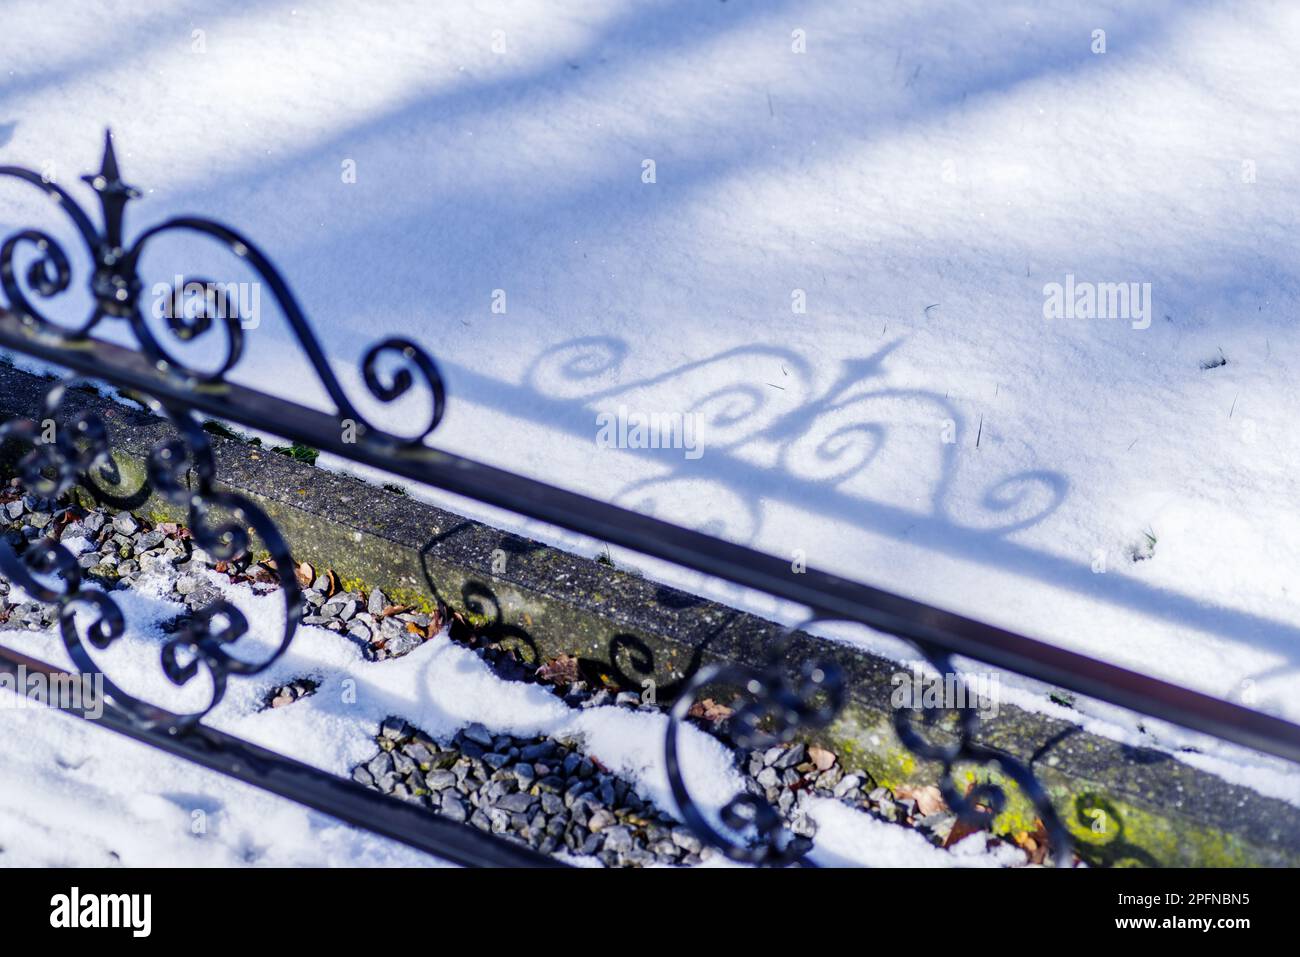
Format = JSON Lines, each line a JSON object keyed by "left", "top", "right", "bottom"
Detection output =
{"left": 2, "top": 0, "right": 1300, "bottom": 855}
{"left": 0, "top": 699, "right": 445, "bottom": 867}
{"left": 0, "top": 570, "right": 1020, "bottom": 867}
{"left": 806, "top": 798, "right": 1027, "bottom": 868}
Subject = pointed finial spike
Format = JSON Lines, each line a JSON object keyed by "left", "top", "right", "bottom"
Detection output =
{"left": 100, "top": 128, "right": 119, "bottom": 180}
{"left": 82, "top": 129, "right": 138, "bottom": 251}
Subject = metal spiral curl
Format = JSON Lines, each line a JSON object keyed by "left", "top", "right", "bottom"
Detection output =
{"left": 0, "top": 161, "right": 100, "bottom": 340}
{"left": 0, "top": 131, "right": 448, "bottom": 447}
{"left": 0, "top": 229, "right": 74, "bottom": 329}
{"left": 665, "top": 626, "right": 844, "bottom": 866}
{"left": 0, "top": 131, "right": 437, "bottom": 726}
{"left": 361, "top": 337, "right": 447, "bottom": 443}
{"left": 0, "top": 378, "right": 302, "bottom": 731}
{"left": 891, "top": 647, "right": 1073, "bottom": 865}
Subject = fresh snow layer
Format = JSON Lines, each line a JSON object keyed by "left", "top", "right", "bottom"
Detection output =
{"left": 0, "top": 571, "right": 1021, "bottom": 867}
{"left": 0, "top": 697, "right": 446, "bottom": 867}
{"left": 2, "top": 0, "right": 1300, "bottom": 839}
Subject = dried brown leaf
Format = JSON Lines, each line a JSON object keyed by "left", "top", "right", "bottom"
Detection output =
{"left": 942, "top": 782, "right": 993, "bottom": 848}
{"left": 896, "top": 784, "right": 945, "bottom": 817}
{"left": 687, "top": 698, "right": 734, "bottom": 724}
{"left": 537, "top": 654, "right": 581, "bottom": 686}
{"left": 427, "top": 601, "right": 448, "bottom": 637}
{"left": 1011, "top": 820, "right": 1051, "bottom": 865}
{"left": 943, "top": 817, "right": 985, "bottom": 848}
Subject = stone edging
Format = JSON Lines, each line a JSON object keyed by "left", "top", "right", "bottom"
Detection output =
{"left": 0, "top": 362, "right": 1296, "bottom": 866}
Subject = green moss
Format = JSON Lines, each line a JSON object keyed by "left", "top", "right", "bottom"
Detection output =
{"left": 462, "top": 609, "right": 493, "bottom": 629}
{"left": 271, "top": 442, "right": 319, "bottom": 466}
{"left": 1064, "top": 791, "right": 1259, "bottom": 867}
{"left": 334, "top": 575, "right": 439, "bottom": 615}
{"left": 816, "top": 704, "right": 1289, "bottom": 867}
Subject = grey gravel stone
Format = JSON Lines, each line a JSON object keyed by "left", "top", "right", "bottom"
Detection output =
{"left": 439, "top": 793, "right": 468, "bottom": 822}
{"left": 322, "top": 598, "right": 358, "bottom": 621}
{"left": 833, "top": 774, "right": 863, "bottom": 798}
{"left": 483, "top": 752, "right": 511, "bottom": 771}
{"left": 406, "top": 742, "right": 435, "bottom": 767}
{"left": 519, "top": 741, "right": 553, "bottom": 762}
{"left": 112, "top": 512, "right": 139, "bottom": 535}
{"left": 461, "top": 723, "right": 493, "bottom": 748}
{"left": 425, "top": 770, "right": 457, "bottom": 790}
{"left": 391, "top": 750, "right": 416, "bottom": 775}
{"left": 380, "top": 715, "right": 409, "bottom": 741}
{"left": 773, "top": 742, "right": 806, "bottom": 770}
{"left": 383, "top": 631, "right": 424, "bottom": 658}
{"left": 495, "top": 792, "right": 536, "bottom": 814}
{"left": 587, "top": 808, "right": 616, "bottom": 832}
{"left": 602, "top": 826, "right": 633, "bottom": 853}
{"left": 670, "top": 827, "right": 703, "bottom": 854}
{"left": 367, "top": 751, "right": 395, "bottom": 779}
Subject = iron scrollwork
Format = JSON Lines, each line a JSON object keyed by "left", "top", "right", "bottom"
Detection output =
{"left": 666, "top": 626, "right": 845, "bottom": 866}
{"left": 0, "top": 131, "right": 445, "bottom": 445}
{"left": 0, "top": 134, "right": 1081, "bottom": 866}
{"left": 0, "top": 132, "right": 451, "bottom": 729}
{"left": 892, "top": 646, "right": 1073, "bottom": 865}
{"left": 667, "top": 624, "right": 1074, "bottom": 866}
{"left": 0, "top": 378, "right": 302, "bottom": 730}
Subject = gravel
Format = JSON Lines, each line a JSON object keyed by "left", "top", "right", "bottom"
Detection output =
{"left": 0, "top": 489, "right": 966, "bottom": 865}
{"left": 351, "top": 719, "right": 716, "bottom": 867}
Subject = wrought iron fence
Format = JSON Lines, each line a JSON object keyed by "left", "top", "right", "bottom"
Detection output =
{"left": 0, "top": 133, "right": 1297, "bottom": 867}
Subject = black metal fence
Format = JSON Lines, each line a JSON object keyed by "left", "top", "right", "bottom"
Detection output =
{"left": 0, "top": 133, "right": 1297, "bottom": 867}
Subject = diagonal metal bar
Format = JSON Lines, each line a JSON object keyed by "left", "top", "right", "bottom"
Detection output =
{"left": 3, "top": 310, "right": 1298, "bottom": 766}
{"left": 0, "top": 641, "right": 562, "bottom": 868}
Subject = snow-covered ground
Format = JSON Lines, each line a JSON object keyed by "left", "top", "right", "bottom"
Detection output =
{"left": 2, "top": 1, "right": 1300, "bottom": 856}
{"left": 0, "top": 568, "right": 1022, "bottom": 867}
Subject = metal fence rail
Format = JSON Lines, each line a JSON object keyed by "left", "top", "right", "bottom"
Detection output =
{"left": 0, "top": 133, "right": 1297, "bottom": 866}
